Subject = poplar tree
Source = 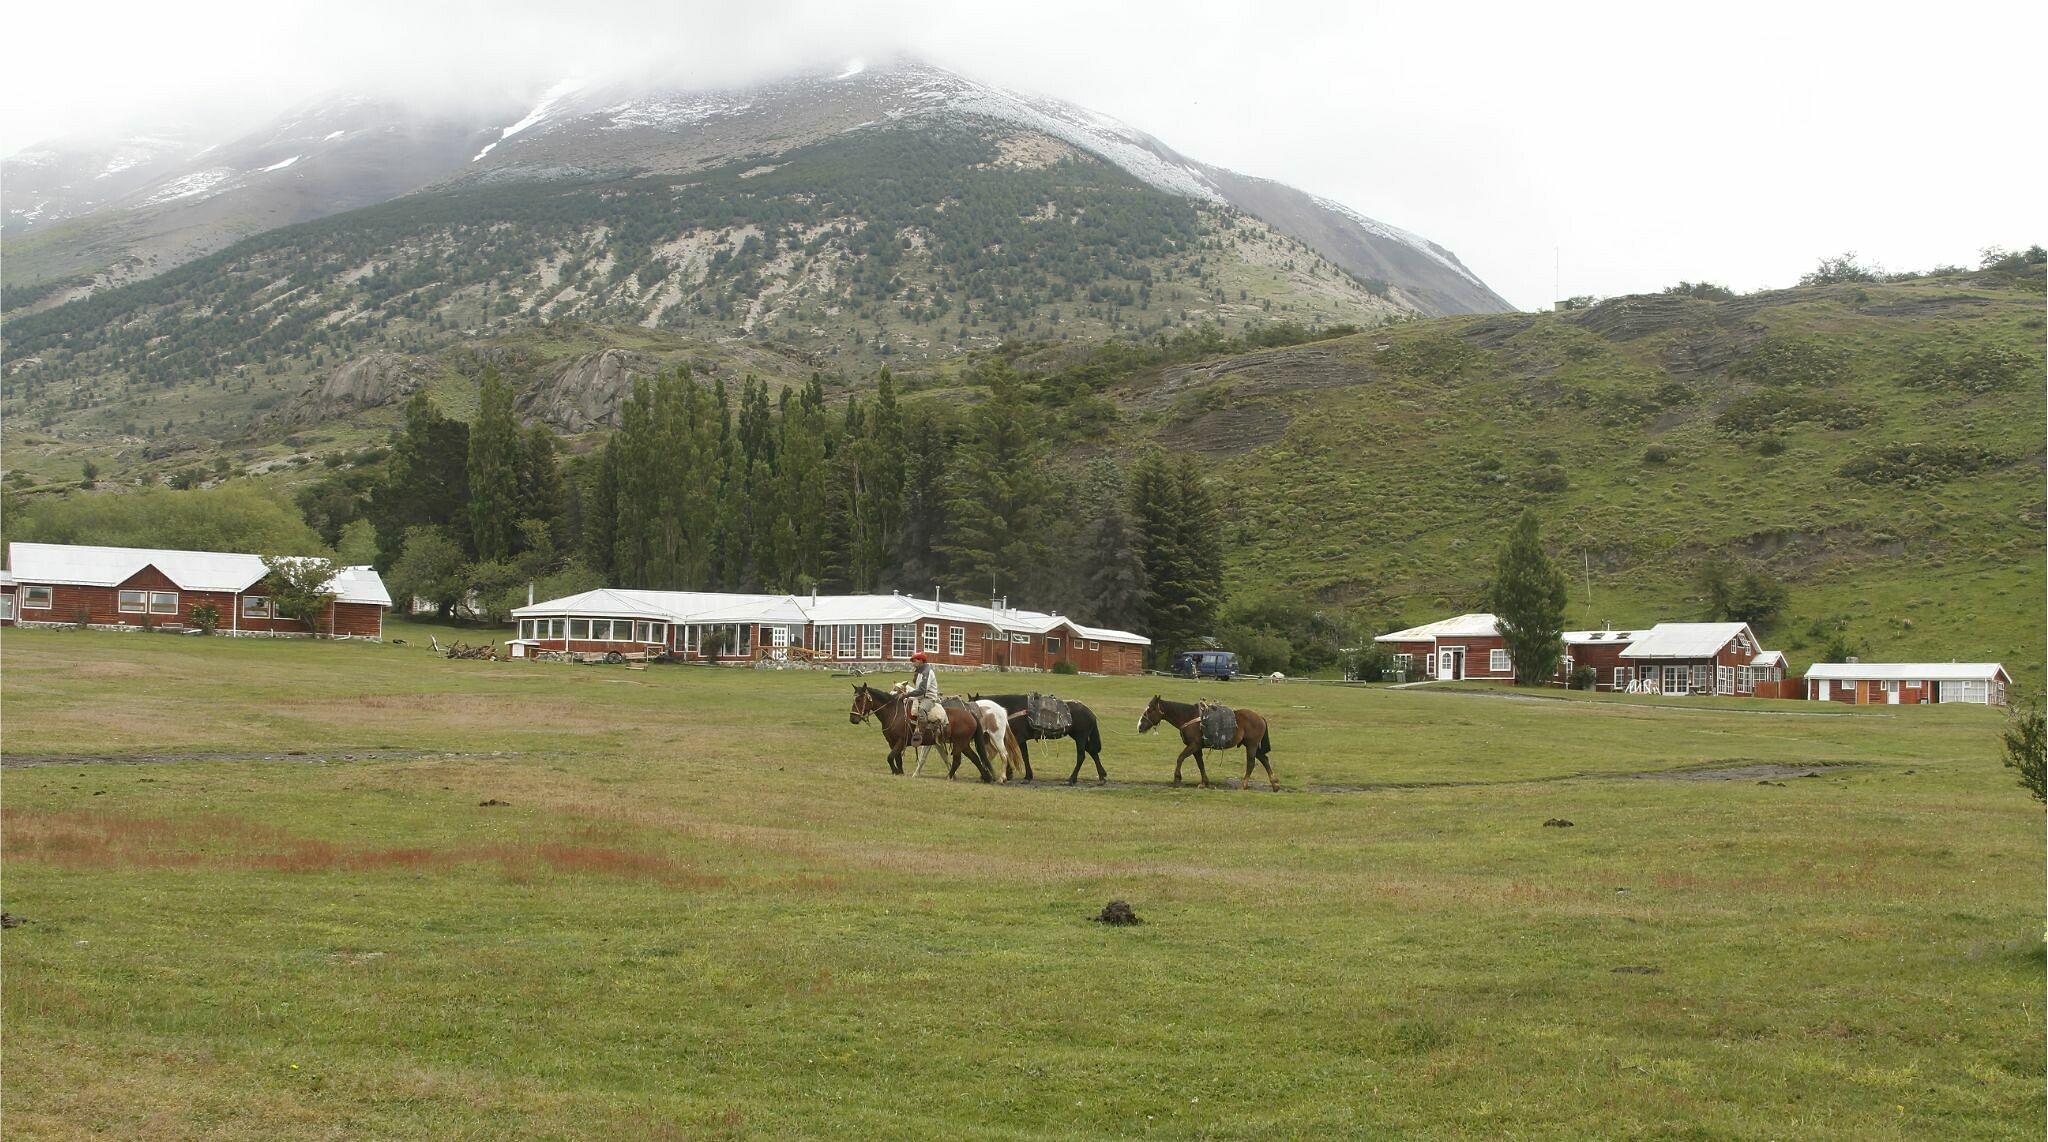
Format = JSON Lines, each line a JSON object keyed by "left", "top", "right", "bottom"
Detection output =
{"left": 1490, "top": 508, "right": 1568, "bottom": 685}
{"left": 467, "top": 366, "right": 521, "bottom": 562}
{"left": 1075, "top": 458, "right": 1148, "bottom": 632}
{"left": 1129, "top": 450, "right": 1224, "bottom": 660}
{"left": 941, "top": 363, "right": 1052, "bottom": 599}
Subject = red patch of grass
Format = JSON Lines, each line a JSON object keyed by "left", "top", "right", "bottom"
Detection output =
{"left": 2, "top": 809, "right": 722, "bottom": 888}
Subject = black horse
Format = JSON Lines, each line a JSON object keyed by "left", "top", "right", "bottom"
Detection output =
{"left": 967, "top": 693, "right": 1108, "bottom": 785}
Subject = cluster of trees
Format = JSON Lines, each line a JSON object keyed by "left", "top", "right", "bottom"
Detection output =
{"left": 287, "top": 361, "right": 1228, "bottom": 660}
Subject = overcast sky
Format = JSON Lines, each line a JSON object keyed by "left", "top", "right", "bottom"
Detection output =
{"left": 3, "top": 0, "right": 2041, "bottom": 310}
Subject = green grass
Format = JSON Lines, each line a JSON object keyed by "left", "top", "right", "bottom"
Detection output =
{"left": 3, "top": 625, "right": 2040, "bottom": 1137}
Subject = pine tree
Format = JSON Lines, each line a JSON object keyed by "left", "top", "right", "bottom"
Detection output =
{"left": 1490, "top": 508, "right": 1568, "bottom": 685}
{"left": 371, "top": 391, "right": 470, "bottom": 563}
{"left": 1128, "top": 450, "right": 1224, "bottom": 661}
{"left": 515, "top": 424, "right": 564, "bottom": 547}
{"left": 941, "top": 362, "right": 1053, "bottom": 599}
{"left": 1074, "top": 459, "right": 1148, "bottom": 631}
{"left": 466, "top": 366, "right": 520, "bottom": 562}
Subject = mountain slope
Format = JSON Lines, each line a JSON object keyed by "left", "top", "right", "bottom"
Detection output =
{"left": 3, "top": 62, "right": 1509, "bottom": 317}
{"left": 1074, "top": 267, "right": 2043, "bottom": 678}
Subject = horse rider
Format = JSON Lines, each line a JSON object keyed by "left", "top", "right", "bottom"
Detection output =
{"left": 908, "top": 650, "right": 946, "bottom": 745}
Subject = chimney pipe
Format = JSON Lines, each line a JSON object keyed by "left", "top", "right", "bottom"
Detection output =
{"left": 527, "top": 582, "right": 535, "bottom": 606}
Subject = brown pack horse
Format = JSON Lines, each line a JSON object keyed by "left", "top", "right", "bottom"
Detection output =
{"left": 848, "top": 684, "right": 995, "bottom": 782}
{"left": 1137, "top": 696, "right": 1277, "bottom": 790}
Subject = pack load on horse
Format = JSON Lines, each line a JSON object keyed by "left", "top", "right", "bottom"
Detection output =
{"left": 968, "top": 692, "right": 1109, "bottom": 785}
{"left": 848, "top": 682, "right": 994, "bottom": 782}
{"left": 1025, "top": 692, "right": 1072, "bottom": 737}
{"left": 1197, "top": 700, "right": 1237, "bottom": 751}
{"left": 1137, "top": 695, "right": 1277, "bottom": 790}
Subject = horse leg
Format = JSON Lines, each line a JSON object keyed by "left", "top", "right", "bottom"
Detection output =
{"left": 1172, "top": 746, "right": 1189, "bottom": 786}
{"left": 1020, "top": 737, "right": 1034, "bottom": 783}
{"left": 911, "top": 743, "right": 930, "bottom": 778}
{"left": 1066, "top": 738, "right": 1084, "bottom": 786}
{"left": 1193, "top": 748, "right": 1211, "bottom": 788}
{"left": 1092, "top": 744, "right": 1108, "bottom": 785}
{"left": 1260, "top": 756, "right": 1279, "bottom": 792}
{"left": 1241, "top": 740, "right": 1257, "bottom": 790}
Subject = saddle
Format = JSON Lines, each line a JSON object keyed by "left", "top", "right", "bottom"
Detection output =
{"left": 1024, "top": 692, "right": 1072, "bottom": 738}
{"left": 1197, "top": 700, "right": 1237, "bottom": 750}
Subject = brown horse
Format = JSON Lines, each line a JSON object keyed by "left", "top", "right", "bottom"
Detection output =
{"left": 849, "top": 684, "right": 994, "bottom": 782}
{"left": 1136, "top": 696, "right": 1277, "bottom": 790}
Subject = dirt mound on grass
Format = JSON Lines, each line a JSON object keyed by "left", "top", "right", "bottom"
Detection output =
{"left": 1093, "top": 900, "right": 1142, "bottom": 926}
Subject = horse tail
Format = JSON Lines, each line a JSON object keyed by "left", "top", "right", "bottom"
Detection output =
{"left": 1258, "top": 725, "right": 1272, "bottom": 760}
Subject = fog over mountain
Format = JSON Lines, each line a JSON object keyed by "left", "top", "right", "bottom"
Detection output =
{"left": 3, "top": 0, "right": 2042, "bottom": 308}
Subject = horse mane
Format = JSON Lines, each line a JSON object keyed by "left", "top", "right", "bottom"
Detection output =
{"left": 1154, "top": 696, "right": 1201, "bottom": 721}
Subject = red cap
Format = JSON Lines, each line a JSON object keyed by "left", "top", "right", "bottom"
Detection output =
{"left": 911, "top": 651, "right": 928, "bottom": 662}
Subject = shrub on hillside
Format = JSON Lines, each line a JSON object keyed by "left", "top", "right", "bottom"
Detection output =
{"left": 1756, "top": 435, "right": 1787, "bottom": 456}
{"left": 1800, "top": 252, "right": 1880, "bottom": 286}
{"left": 1571, "top": 666, "right": 1598, "bottom": 691}
{"left": 1523, "top": 465, "right": 1570, "bottom": 493}
{"left": 1730, "top": 338, "right": 1850, "bottom": 388}
{"left": 1839, "top": 443, "right": 2002, "bottom": 487}
{"left": 1642, "top": 445, "right": 1672, "bottom": 465}
{"left": 1716, "top": 391, "right": 1868, "bottom": 435}
{"left": 1900, "top": 345, "right": 2033, "bottom": 394}
{"left": 1661, "top": 281, "right": 1737, "bottom": 301}
{"left": 1347, "top": 643, "right": 1396, "bottom": 682}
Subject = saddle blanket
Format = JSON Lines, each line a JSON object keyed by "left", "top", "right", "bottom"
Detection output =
{"left": 1199, "top": 702, "right": 1237, "bottom": 750}
{"left": 1025, "top": 692, "right": 1072, "bottom": 737}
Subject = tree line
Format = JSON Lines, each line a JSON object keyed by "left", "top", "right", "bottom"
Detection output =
{"left": 290, "top": 362, "right": 1227, "bottom": 662}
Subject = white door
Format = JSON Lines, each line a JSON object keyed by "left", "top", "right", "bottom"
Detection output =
{"left": 1437, "top": 648, "right": 1454, "bottom": 680}
{"left": 770, "top": 625, "right": 790, "bottom": 660}
{"left": 1885, "top": 680, "right": 1900, "bottom": 705}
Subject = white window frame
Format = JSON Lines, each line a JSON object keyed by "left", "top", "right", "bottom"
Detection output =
{"left": 1011, "top": 633, "right": 1031, "bottom": 644}
{"left": 1717, "top": 665, "right": 1735, "bottom": 695}
{"left": 891, "top": 625, "right": 915, "bottom": 658}
{"left": 923, "top": 623, "right": 940, "bottom": 653}
{"left": 149, "top": 590, "right": 179, "bottom": 615}
{"left": 1047, "top": 636, "right": 1063, "bottom": 655}
{"left": 242, "top": 595, "right": 272, "bottom": 619}
{"left": 119, "top": 589, "right": 149, "bottom": 614}
{"left": 23, "top": 585, "right": 53, "bottom": 610}
{"left": 862, "top": 624, "right": 883, "bottom": 659}
{"left": 1088, "top": 640, "right": 1099, "bottom": 651}
{"left": 1393, "top": 652, "right": 1413, "bottom": 676}
{"left": 949, "top": 626, "right": 966, "bottom": 655}
{"left": 1488, "top": 648, "right": 1512, "bottom": 674}
{"left": 1736, "top": 665, "right": 1752, "bottom": 694}
{"left": 1692, "top": 665, "right": 1712, "bottom": 694}
{"left": 0, "top": 595, "right": 12, "bottom": 621}
{"left": 1614, "top": 666, "right": 1634, "bottom": 690}
{"left": 570, "top": 618, "right": 591, "bottom": 641}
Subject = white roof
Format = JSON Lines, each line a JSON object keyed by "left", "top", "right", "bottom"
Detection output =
{"left": 8, "top": 542, "right": 389, "bottom": 605}
{"left": 1751, "top": 650, "right": 1786, "bottom": 667}
{"left": 511, "top": 589, "right": 1151, "bottom": 646}
{"left": 1805, "top": 662, "right": 2009, "bottom": 682}
{"left": 0, "top": 569, "right": 14, "bottom": 587}
{"left": 1562, "top": 628, "right": 1647, "bottom": 645}
{"left": 1375, "top": 613, "right": 1499, "bottom": 642}
{"left": 1619, "top": 622, "right": 1755, "bottom": 659}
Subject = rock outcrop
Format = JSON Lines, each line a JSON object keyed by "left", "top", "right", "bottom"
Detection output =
{"left": 516, "top": 348, "right": 657, "bottom": 431}
{"left": 275, "top": 352, "right": 426, "bottom": 425}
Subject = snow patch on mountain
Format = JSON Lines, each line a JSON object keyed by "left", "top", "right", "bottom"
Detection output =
{"left": 1307, "top": 192, "right": 1486, "bottom": 289}
{"left": 603, "top": 94, "right": 755, "bottom": 131}
{"left": 144, "top": 168, "right": 234, "bottom": 205}
{"left": 324, "top": 130, "right": 346, "bottom": 141}
{"left": 836, "top": 59, "right": 866, "bottom": 80}
{"left": 475, "top": 78, "right": 584, "bottom": 161}
{"left": 258, "top": 155, "right": 302, "bottom": 173}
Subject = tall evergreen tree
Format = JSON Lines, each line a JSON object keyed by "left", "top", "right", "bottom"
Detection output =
{"left": 771, "top": 391, "right": 831, "bottom": 590}
{"left": 941, "top": 363, "right": 1053, "bottom": 600}
{"left": 842, "top": 370, "right": 908, "bottom": 590}
{"left": 515, "top": 424, "right": 565, "bottom": 546}
{"left": 1490, "top": 508, "right": 1569, "bottom": 685}
{"left": 1074, "top": 459, "right": 1148, "bottom": 631}
{"left": 1128, "top": 450, "right": 1224, "bottom": 660}
{"left": 370, "top": 391, "right": 470, "bottom": 565}
{"left": 895, "top": 419, "right": 953, "bottom": 593}
{"left": 466, "top": 366, "right": 520, "bottom": 562}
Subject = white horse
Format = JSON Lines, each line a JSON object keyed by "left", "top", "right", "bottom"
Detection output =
{"left": 970, "top": 698, "right": 1027, "bottom": 783}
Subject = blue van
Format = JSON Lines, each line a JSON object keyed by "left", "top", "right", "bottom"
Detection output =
{"left": 1172, "top": 650, "right": 1239, "bottom": 680}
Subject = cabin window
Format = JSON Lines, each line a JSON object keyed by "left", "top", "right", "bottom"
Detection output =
{"left": 1047, "top": 636, "right": 1062, "bottom": 655}
{"left": 1736, "top": 666, "right": 1752, "bottom": 694}
{"left": 891, "top": 625, "right": 915, "bottom": 658}
{"left": 923, "top": 623, "right": 940, "bottom": 653}
{"left": 149, "top": 591, "right": 179, "bottom": 615}
{"left": 570, "top": 619, "right": 591, "bottom": 640}
{"left": 242, "top": 596, "right": 272, "bottom": 618}
{"left": 1088, "top": 640, "right": 1099, "bottom": 651}
{"left": 1691, "top": 665, "right": 1712, "bottom": 694}
{"left": 949, "top": 626, "right": 966, "bottom": 655}
{"left": 1489, "top": 649, "right": 1512, "bottom": 673}
{"left": 1718, "top": 665, "right": 1735, "bottom": 695}
{"left": 1614, "top": 666, "right": 1634, "bottom": 690}
{"left": 119, "top": 589, "right": 149, "bottom": 613}
{"left": 23, "top": 586, "right": 53, "bottom": 609}
{"left": 0, "top": 595, "right": 12, "bottom": 621}
{"left": 1011, "top": 633, "right": 1031, "bottom": 644}
{"left": 862, "top": 625, "right": 882, "bottom": 659}
{"left": 1393, "top": 652, "right": 1413, "bottom": 675}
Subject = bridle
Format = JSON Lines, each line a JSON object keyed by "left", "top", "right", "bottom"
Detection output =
{"left": 850, "top": 685, "right": 898, "bottom": 725}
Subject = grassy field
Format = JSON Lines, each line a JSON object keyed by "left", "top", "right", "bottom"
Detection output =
{"left": 2, "top": 623, "right": 2041, "bottom": 1138}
